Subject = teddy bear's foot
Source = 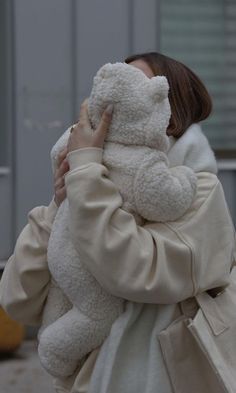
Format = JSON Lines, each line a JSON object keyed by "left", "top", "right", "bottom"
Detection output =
{"left": 38, "top": 306, "right": 113, "bottom": 378}
{"left": 38, "top": 338, "right": 84, "bottom": 378}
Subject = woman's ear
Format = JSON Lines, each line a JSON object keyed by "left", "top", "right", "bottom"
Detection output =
{"left": 149, "top": 76, "right": 169, "bottom": 103}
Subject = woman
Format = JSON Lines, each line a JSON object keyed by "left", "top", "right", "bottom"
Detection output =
{"left": 0, "top": 52, "right": 235, "bottom": 393}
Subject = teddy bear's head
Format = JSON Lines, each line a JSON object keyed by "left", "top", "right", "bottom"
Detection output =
{"left": 88, "top": 62, "right": 171, "bottom": 152}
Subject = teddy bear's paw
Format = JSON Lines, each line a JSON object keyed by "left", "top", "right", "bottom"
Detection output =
{"left": 133, "top": 155, "right": 198, "bottom": 222}
{"left": 170, "top": 166, "right": 198, "bottom": 195}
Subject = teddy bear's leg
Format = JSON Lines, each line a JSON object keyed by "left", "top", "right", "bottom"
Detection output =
{"left": 38, "top": 280, "right": 72, "bottom": 338}
{"left": 38, "top": 305, "right": 112, "bottom": 378}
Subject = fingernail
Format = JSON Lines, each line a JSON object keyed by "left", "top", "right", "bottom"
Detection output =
{"left": 106, "top": 104, "right": 114, "bottom": 115}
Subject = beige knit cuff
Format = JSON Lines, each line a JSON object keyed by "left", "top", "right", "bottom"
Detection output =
{"left": 67, "top": 148, "right": 103, "bottom": 171}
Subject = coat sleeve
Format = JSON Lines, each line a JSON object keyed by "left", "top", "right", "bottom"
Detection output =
{"left": 0, "top": 199, "right": 58, "bottom": 325}
{"left": 65, "top": 148, "right": 195, "bottom": 304}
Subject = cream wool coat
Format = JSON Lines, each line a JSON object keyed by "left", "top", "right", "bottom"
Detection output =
{"left": 38, "top": 63, "right": 198, "bottom": 379}
{"left": 0, "top": 124, "right": 235, "bottom": 393}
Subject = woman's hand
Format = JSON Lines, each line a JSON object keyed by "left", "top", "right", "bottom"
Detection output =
{"left": 54, "top": 147, "right": 70, "bottom": 207}
{"left": 67, "top": 99, "right": 113, "bottom": 153}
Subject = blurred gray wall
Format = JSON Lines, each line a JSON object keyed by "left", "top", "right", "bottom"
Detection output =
{"left": 0, "top": 0, "right": 235, "bottom": 265}
{"left": 0, "top": 0, "right": 160, "bottom": 263}
{"left": 14, "top": 0, "right": 159, "bottom": 234}
{"left": 0, "top": 0, "right": 14, "bottom": 262}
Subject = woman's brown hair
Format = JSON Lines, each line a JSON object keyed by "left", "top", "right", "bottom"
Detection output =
{"left": 125, "top": 52, "right": 212, "bottom": 138}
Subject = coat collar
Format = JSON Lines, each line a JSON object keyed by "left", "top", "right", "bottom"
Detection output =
{"left": 167, "top": 123, "right": 217, "bottom": 174}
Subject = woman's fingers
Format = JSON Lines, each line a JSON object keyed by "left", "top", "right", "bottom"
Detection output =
{"left": 94, "top": 104, "right": 113, "bottom": 146}
{"left": 67, "top": 100, "right": 113, "bottom": 151}
{"left": 56, "top": 148, "right": 68, "bottom": 174}
{"left": 54, "top": 150, "right": 69, "bottom": 206}
{"left": 57, "top": 158, "right": 69, "bottom": 177}
{"left": 54, "top": 186, "right": 66, "bottom": 207}
{"left": 57, "top": 147, "right": 68, "bottom": 164}
{"left": 78, "top": 99, "right": 90, "bottom": 128}
{"left": 54, "top": 175, "right": 65, "bottom": 189}
{"left": 54, "top": 160, "right": 69, "bottom": 189}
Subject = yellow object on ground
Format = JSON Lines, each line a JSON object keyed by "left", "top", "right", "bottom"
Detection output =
{"left": 0, "top": 306, "right": 25, "bottom": 352}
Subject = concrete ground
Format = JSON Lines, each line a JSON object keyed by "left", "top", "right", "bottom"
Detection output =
{"left": 0, "top": 340, "right": 54, "bottom": 393}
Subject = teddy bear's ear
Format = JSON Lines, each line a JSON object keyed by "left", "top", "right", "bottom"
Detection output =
{"left": 97, "top": 62, "right": 129, "bottom": 79}
{"left": 149, "top": 76, "right": 169, "bottom": 103}
{"left": 96, "top": 63, "right": 113, "bottom": 79}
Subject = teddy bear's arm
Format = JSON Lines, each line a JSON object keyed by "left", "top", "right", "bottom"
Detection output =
{"left": 133, "top": 151, "right": 197, "bottom": 222}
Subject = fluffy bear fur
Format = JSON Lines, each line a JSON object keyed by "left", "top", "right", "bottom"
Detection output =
{"left": 38, "top": 62, "right": 197, "bottom": 378}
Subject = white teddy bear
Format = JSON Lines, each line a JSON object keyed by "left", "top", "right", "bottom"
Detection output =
{"left": 38, "top": 62, "right": 197, "bottom": 378}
